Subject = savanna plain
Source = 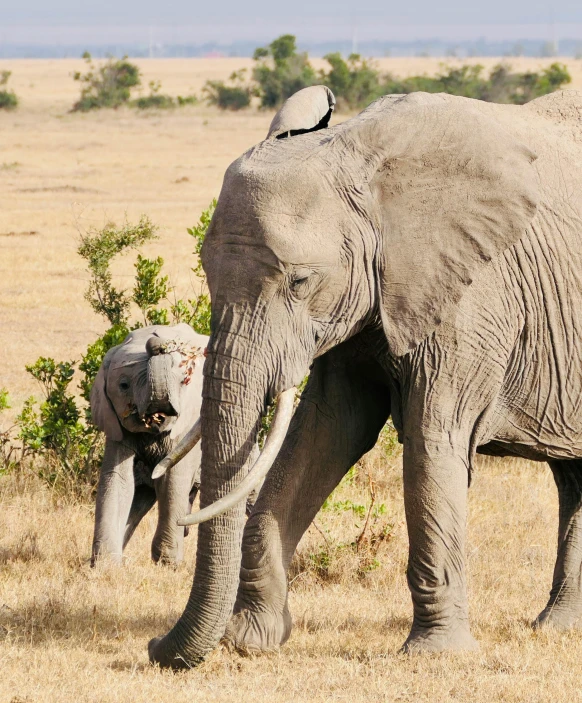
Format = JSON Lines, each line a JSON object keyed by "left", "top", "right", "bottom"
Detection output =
{"left": 2, "top": 58, "right": 582, "bottom": 703}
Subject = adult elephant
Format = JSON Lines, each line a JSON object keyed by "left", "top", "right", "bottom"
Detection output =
{"left": 91, "top": 324, "right": 206, "bottom": 566}
{"left": 149, "top": 86, "right": 582, "bottom": 667}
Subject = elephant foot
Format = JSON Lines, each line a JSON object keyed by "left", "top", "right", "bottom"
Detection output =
{"left": 534, "top": 604, "right": 582, "bottom": 631}
{"left": 148, "top": 635, "right": 203, "bottom": 670}
{"left": 402, "top": 620, "right": 479, "bottom": 654}
{"left": 151, "top": 544, "right": 182, "bottom": 567}
{"left": 223, "top": 605, "right": 292, "bottom": 655}
{"left": 152, "top": 555, "right": 181, "bottom": 567}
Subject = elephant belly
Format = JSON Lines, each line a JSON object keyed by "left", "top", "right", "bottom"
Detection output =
{"left": 489, "top": 207, "right": 582, "bottom": 462}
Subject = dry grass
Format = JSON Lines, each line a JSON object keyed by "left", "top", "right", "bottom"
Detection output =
{"left": 0, "top": 452, "right": 577, "bottom": 703}
{"left": 1, "top": 58, "right": 582, "bottom": 701}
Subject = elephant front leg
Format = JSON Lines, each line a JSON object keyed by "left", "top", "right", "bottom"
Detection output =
{"left": 92, "top": 441, "right": 135, "bottom": 566}
{"left": 536, "top": 459, "right": 582, "bottom": 630}
{"left": 402, "top": 438, "right": 477, "bottom": 652}
{"left": 224, "top": 350, "right": 391, "bottom": 654}
{"left": 152, "top": 456, "right": 194, "bottom": 565}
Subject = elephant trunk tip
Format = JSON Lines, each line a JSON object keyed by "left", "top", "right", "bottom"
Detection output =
{"left": 146, "top": 336, "right": 164, "bottom": 357}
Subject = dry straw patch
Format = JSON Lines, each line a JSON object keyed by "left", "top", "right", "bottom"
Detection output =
{"left": 0, "top": 452, "right": 580, "bottom": 703}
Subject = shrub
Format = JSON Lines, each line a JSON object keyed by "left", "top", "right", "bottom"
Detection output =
{"left": 17, "top": 359, "right": 99, "bottom": 493}
{"left": 253, "top": 35, "right": 316, "bottom": 108}
{"left": 205, "top": 38, "right": 571, "bottom": 113}
{"left": 2, "top": 203, "right": 216, "bottom": 492}
{"left": 0, "top": 389, "right": 10, "bottom": 412}
{"left": 204, "top": 70, "right": 252, "bottom": 110}
{"left": 176, "top": 94, "right": 198, "bottom": 107}
{"left": 0, "top": 71, "right": 18, "bottom": 110}
{"left": 78, "top": 215, "right": 157, "bottom": 326}
{"left": 379, "top": 62, "right": 572, "bottom": 106}
{"left": 132, "top": 80, "right": 175, "bottom": 110}
{"left": 72, "top": 52, "right": 141, "bottom": 111}
{"left": 322, "top": 53, "right": 384, "bottom": 109}
{"left": 290, "top": 466, "right": 396, "bottom": 585}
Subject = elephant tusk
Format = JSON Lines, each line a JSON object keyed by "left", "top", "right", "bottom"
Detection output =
{"left": 151, "top": 418, "right": 202, "bottom": 479}
{"left": 177, "top": 386, "right": 296, "bottom": 527}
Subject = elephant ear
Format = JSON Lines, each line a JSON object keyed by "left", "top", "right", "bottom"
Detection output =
{"left": 267, "top": 85, "right": 335, "bottom": 139}
{"left": 90, "top": 346, "right": 123, "bottom": 442}
{"left": 352, "top": 92, "right": 539, "bottom": 356}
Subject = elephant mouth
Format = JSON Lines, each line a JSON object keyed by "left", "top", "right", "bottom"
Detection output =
{"left": 123, "top": 405, "right": 176, "bottom": 433}
{"left": 142, "top": 411, "right": 169, "bottom": 429}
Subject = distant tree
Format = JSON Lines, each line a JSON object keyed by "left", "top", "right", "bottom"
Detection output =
{"left": 253, "top": 34, "right": 316, "bottom": 108}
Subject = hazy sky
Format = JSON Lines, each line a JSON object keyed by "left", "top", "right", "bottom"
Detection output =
{"left": 3, "top": 0, "right": 582, "bottom": 43}
{"left": 4, "top": 0, "right": 582, "bottom": 25}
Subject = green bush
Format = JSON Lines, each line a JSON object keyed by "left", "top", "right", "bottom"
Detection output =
{"left": 177, "top": 95, "right": 198, "bottom": 107}
{"left": 72, "top": 53, "right": 141, "bottom": 111}
{"left": 132, "top": 80, "right": 176, "bottom": 110}
{"left": 322, "top": 53, "right": 384, "bottom": 110}
{"left": 17, "top": 359, "right": 98, "bottom": 492}
{"left": 78, "top": 215, "right": 157, "bottom": 326}
{"left": 1, "top": 203, "right": 216, "bottom": 492}
{"left": 320, "top": 56, "right": 572, "bottom": 110}
{"left": 253, "top": 35, "right": 316, "bottom": 108}
{"left": 203, "top": 36, "right": 571, "bottom": 113}
{"left": 0, "top": 389, "right": 10, "bottom": 412}
{"left": 204, "top": 70, "right": 252, "bottom": 110}
{"left": 0, "top": 71, "right": 18, "bottom": 110}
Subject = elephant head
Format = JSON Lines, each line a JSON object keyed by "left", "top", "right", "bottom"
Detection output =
{"left": 149, "top": 88, "right": 538, "bottom": 666}
{"left": 91, "top": 324, "right": 205, "bottom": 442}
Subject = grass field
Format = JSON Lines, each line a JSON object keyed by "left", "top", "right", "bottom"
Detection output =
{"left": 1, "top": 58, "right": 581, "bottom": 702}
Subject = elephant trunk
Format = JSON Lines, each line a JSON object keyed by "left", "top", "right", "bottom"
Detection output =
{"left": 136, "top": 351, "right": 179, "bottom": 420}
{"left": 148, "top": 334, "right": 269, "bottom": 667}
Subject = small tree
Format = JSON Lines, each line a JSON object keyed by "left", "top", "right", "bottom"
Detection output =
{"left": 72, "top": 52, "right": 141, "bottom": 111}
{"left": 0, "top": 71, "right": 18, "bottom": 110}
{"left": 78, "top": 215, "right": 157, "bottom": 326}
{"left": 322, "top": 54, "right": 384, "bottom": 110}
{"left": 253, "top": 35, "right": 316, "bottom": 108}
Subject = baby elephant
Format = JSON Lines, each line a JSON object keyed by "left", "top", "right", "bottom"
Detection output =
{"left": 90, "top": 323, "right": 207, "bottom": 566}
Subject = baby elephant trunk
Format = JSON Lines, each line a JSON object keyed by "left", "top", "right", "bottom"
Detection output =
{"left": 142, "top": 338, "right": 180, "bottom": 419}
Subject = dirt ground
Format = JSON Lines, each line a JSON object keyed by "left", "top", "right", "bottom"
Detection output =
{"left": 0, "top": 58, "right": 581, "bottom": 702}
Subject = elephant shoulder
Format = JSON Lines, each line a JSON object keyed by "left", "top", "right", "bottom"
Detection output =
{"left": 524, "top": 90, "right": 582, "bottom": 138}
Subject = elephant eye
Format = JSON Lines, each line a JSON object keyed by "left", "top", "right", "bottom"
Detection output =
{"left": 119, "top": 380, "right": 130, "bottom": 392}
{"left": 290, "top": 274, "right": 310, "bottom": 292}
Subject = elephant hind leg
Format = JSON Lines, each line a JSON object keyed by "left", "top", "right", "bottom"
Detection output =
{"left": 536, "top": 459, "right": 582, "bottom": 630}
{"left": 123, "top": 485, "right": 157, "bottom": 550}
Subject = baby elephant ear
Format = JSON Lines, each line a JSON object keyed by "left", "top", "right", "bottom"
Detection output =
{"left": 353, "top": 93, "right": 539, "bottom": 356}
{"left": 267, "top": 85, "right": 335, "bottom": 139}
{"left": 90, "top": 347, "right": 123, "bottom": 442}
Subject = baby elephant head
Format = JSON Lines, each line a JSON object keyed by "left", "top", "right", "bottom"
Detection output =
{"left": 91, "top": 323, "right": 205, "bottom": 442}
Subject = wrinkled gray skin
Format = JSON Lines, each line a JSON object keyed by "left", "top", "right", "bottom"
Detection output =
{"left": 150, "top": 87, "right": 582, "bottom": 667}
{"left": 91, "top": 324, "right": 206, "bottom": 566}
